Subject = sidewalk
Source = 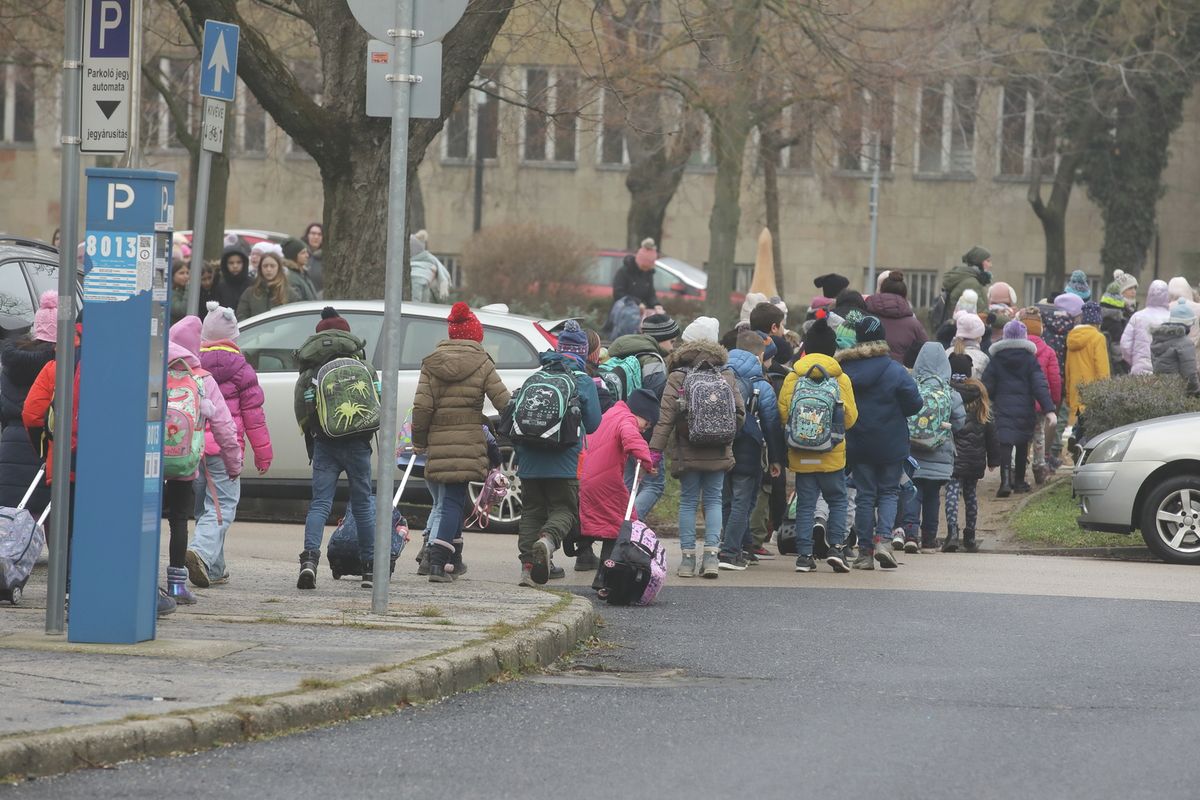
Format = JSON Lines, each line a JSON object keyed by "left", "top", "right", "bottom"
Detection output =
{"left": 0, "top": 528, "right": 594, "bottom": 780}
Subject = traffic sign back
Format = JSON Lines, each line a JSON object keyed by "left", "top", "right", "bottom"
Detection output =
{"left": 200, "top": 21, "right": 240, "bottom": 101}
{"left": 348, "top": 0, "right": 467, "bottom": 46}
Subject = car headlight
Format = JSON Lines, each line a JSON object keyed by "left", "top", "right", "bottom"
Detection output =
{"left": 1087, "top": 430, "right": 1134, "bottom": 464}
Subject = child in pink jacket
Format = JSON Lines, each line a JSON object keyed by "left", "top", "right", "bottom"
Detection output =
{"left": 165, "top": 316, "right": 242, "bottom": 606}
{"left": 186, "top": 302, "right": 273, "bottom": 588}
{"left": 578, "top": 388, "right": 658, "bottom": 591}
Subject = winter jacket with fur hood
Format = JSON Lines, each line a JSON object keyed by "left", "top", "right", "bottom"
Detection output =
{"left": 981, "top": 338, "right": 1054, "bottom": 445}
{"left": 778, "top": 353, "right": 858, "bottom": 474}
{"left": 412, "top": 339, "right": 512, "bottom": 484}
{"left": 1121, "top": 280, "right": 1171, "bottom": 375}
{"left": 648, "top": 340, "right": 746, "bottom": 475}
{"left": 1151, "top": 322, "right": 1200, "bottom": 396}
{"left": 865, "top": 292, "right": 927, "bottom": 366}
{"left": 836, "top": 340, "right": 923, "bottom": 466}
{"left": 1065, "top": 324, "right": 1111, "bottom": 423}
{"left": 907, "top": 343, "right": 966, "bottom": 482}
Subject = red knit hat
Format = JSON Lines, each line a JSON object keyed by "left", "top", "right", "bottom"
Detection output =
{"left": 315, "top": 306, "right": 351, "bottom": 333}
{"left": 447, "top": 302, "right": 483, "bottom": 342}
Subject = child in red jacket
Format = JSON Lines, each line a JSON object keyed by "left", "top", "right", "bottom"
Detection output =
{"left": 1019, "top": 308, "right": 1062, "bottom": 484}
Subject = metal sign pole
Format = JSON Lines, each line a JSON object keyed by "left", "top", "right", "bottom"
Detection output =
{"left": 371, "top": 0, "right": 417, "bottom": 613}
{"left": 867, "top": 132, "right": 881, "bottom": 293}
{"left": 186, "top": 148, "right": 213, "bottom": 315}
{"left": 126, "top": 0, "right": 142, "bottom": 167}
{"left": 47, "top": 0, "right": 84, "bottom": 635}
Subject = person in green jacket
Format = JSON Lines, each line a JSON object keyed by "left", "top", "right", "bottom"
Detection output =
{"left": 943, "top": 246, "right": 993, "bottom": 314}
{"left": 169, "top": 258, "right": 189, "bottom": 325}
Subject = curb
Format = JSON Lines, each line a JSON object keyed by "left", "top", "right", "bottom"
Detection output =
{"left": 0, "top": 594, "right": 594, "bottom": 781}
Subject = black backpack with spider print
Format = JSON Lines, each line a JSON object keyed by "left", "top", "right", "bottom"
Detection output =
{"left": 314, "top": 357, "right": 381, "bottom": 438}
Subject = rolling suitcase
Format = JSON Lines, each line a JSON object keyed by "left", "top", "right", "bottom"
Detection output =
{"left": 0, "top": 467, "right": 50, "bottom": 606}
{"left": 326, "top": 455, "right": 415, "bottom": 579}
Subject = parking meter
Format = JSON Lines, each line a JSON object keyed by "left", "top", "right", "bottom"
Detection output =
{"left": 69, "top": 168, "right": 175, "bottom": 644}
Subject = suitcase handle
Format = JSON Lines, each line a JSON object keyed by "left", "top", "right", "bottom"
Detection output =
{"left": 393, "top": 454, "right": 417, "bottom": 509}
{"left": 17, "top": 466, "right": 45, "bottom": 512}
{"left": 625, "top": 462, "right": 641, "bottom": 522}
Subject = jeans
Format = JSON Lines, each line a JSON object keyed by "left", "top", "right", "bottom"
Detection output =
{"left": 904, "top": 478, "right": 945, "bottom": 539}
{"left": 518, "top": 478, "right": 579, "bottom": 562}
{"left": 852, "top": 461, "right": 905, "bottom": 551}
{"left": 190, "top": 455, "right": 240, "bottom": 580}
{"left": 720, "top": 472, "right": 760, "bottom": 558}
{"left": 432, "top": 482, "right": 469, "bottom": 546}
{"left": 625, "top": 457, "right": 665, "bottom": 519}
{"left": 945, "top": 478, "right": 978, "bottom": 532}
{"left": 795, "top": 471, "right": 849, "bottom": 556}
{"left": 424, "top": 480, "right": 443, "bottom": 545}
{"left": 678, "top": 470, "right": 724, "bottom": 551}
{"left": 303, "top": 437, "right": 374, "bottom": 560}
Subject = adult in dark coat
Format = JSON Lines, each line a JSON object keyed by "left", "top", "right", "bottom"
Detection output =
{"left": 865, "top": 271, "right": 928, "bottom": 366}
{"left": 612, "top": 238, "right": 660, "bottom": 310}
{"left": 982, "top": 320, "right": 1054, "bottom": 497}
{"left": 0, "top": 328, "right": 56, "bottom": 515}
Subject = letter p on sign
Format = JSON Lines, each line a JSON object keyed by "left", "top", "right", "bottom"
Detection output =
{"left": 99, "top": 1, "right": 122, "bottom": 49}
{"left": 107, "top": 183, "right": 135, "bottom": 220}
{"left": 88, "top": 0, "right": 131, "bottom": 58}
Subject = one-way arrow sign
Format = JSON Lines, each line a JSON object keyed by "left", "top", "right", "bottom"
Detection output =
{"left": 199, "top": 21, "right": 239, "bottom": 102}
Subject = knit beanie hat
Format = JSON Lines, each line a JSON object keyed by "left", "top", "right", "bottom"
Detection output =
{"left": 682, "top": 315, "right": 720, "bottom": 344}
{"left": 1112, "top": 269, "right": 1138, "bottom": 294}
{"left": 736, "top": 329, "right": 767, "bottom": 357}
{"left": 955, "top": 312, "right": 985, "bottom": 341}
{"left": 641, "top": 313, "right": 679, "bottom": 342}
{"left": 586, "top": 329, "right": 602, "bottom": 364}
{"left": 1002, "top": 319, "right": 1028, "bottom": 340}
{"left": 954, "top": 289, "right": 980, "bottom": 319}
{"left": 962, "top": 246, "right": 991, "bottom": 268}
{"left": 635, "top": 238, "right": 657, "bottom": 269}
{"left": 1019, "top": 307, "right": 1044, "bottom": 337}
{"left": 1065, "top": 270, "right": 1091, "bottom": 300}
{"left": 316, "top": 306, "right": 351, "bottom": 334}
{"left": 32, "top": 290, "right": 57, "bottom": 344}
{"left": 855, "top": 314, "right": 887, "bottom": 343}
{"left": 1081, "top": 301, "right": 1103, "bottom": 326}
{"left": 875, "top": 270, "right": 891, "bottom": 294}
{"left": 626, "top": 387, "right": 660, "bottom": 428}
{"left": 1169, "top": 298, "right": 1196, "bottom": 326}
{"left": 201, "top": 300, "right": 239, "bottom": 342}
{"left": 814, "top": 273, "right": 850, "bottom": 299}
{"left": 1101, "top": 282, "right": 1126, "bottom": 309}
{"left": 1168, "top": 277, "right": 1196, "bottom": 303}
{"left": 555, "top": 319, "right": 589, "bottom": 359}
{"left": 879, "top": 270, "right": 907, "bottom": 298}
{"left": 282, "top": 238, "right": 306, "bottom": 262}
{"left": 410, "top": 231, "right": 428, "bottom": 256}
{"left": 447, "top": 301, "right": 483, "bottom": 342}
{"left": 988, "top": 282, "right": 1017, "bottom": 307}
{"left": 1054, "top": 293, "right": 1084, "bottom": 318}
{"left": 740, "top": 292, "right": 769, "bottom": 324}
{"left": 803, "top": 310, "right": 837, "bottom": 357}
{"left": 835, "top": 289, "right": 868, "bottom": 313}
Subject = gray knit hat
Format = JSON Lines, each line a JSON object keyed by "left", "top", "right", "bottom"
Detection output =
{"left": 640, "top": 313, "right": 680, "bottom": 342}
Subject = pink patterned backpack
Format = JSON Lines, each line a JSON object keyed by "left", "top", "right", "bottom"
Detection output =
{"left": 465, "top": 468, "right": 509, "bottom": 529}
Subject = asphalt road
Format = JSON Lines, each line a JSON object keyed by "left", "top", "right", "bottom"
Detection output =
{"left": 9, "top": 580, "right": 1200, "bottom": 800}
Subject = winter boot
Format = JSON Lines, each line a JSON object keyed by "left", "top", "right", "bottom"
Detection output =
{"left": 574, "top": 541, "right": 599, "bottom": 572}
{"left": 417, "top": 543, "right": 431, "bottom": 576}
{"left": 962, "top": 528, "right": 979, "bottom": 552}
{"left": 1032, "top": 464, "right": 1048, "bottom": 486}
{"left": 297, "top": 550, "right": 319, "bottom": 590}
{"left": 166, "top": 567, "right": 196, "bottom": 605}
{"left": 361, "top": 559, "right": 374, "bottom": 589}
{"left": 997, "top": 466, "right": 1012, "bottom": 498}
{"left": 157, "top": 587, "right": 177, "bottom": 617}
{"left": 941, "top": 525, "right": 960, "bottom": 553}
{"left": 428, "top": 540, "right": 454, "bottom": 583}
{"left": 447, "top": 538, "right": 468, "bottom": 579}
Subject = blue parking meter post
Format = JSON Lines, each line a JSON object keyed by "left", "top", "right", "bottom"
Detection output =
{"left": 68, "top": 168, "right": 175, "bottom": 644}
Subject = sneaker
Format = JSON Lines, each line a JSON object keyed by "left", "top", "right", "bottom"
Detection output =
{"left": 794, "top": 554, "right": 816, "bottom": 573}
{"left": 718, "top": 552, "right": 747, "bottom": 571}
{"left": 852, "top": 552, "right": 875, "bottom": 570}
{"left": 209, "top": 574, "right": 230, "bottom": 586}
{"left": 530, "top": 535, "right": 554, "bottom": 585}
{"left": 875, "top": 544, "right": 899, "bottom": 570}
{"left": 185, "top": 550, "right": 210, "bottom": 588}
{"left": 904, "top": 538, "right": 920, "bottom": 554}
{"left": 700, "top": 551, "right": 720, "bottom": 578}
{"left": 742, "top": 550, "right": 760, "bottom": 566}
{"left": 813, "top": 520, "right": 827, "bottom": 547}
{"left": 518, "top": 563, "right": 537, "bottom": 587}
{"left": 677, "top": 553, "right": 697, "bottom": 578}
{"left": 548, "top": 561, "right": 565, "bottom": 580}
{"left": 826, "top": 546, "right": 850, "bottom": 573}
{"left": 574, "top": 546, "right": 599, "bottom": 572}
{"left": 752, "top": 546, "right": 775, "bottom": 560}
{"left": 891, "top": 530, "right": 905, "bottom": 551}
{"left": 297, "top": 551, "right": 317, "bottom": 590}
{"left": 157, "top": 587, "right": 176, "bottom": 617}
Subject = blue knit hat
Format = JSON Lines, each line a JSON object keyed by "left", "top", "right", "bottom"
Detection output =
{"left": 1169, "top": 298, "right": 1196, "bottom": 326}
{"left": 855, "top": 314, "right": 886, "bottom": 343}
{"left": 1081, "top": 301, "right": 1103, "bottom": 326}
{"left": 555, "top": 319, "right": 589, "bottom": 359}
{"left": 626, "top": 388, "right": 660, "bottom": 428}
{"left": 1065, "top": 270, "right": 1092, "bottom": 300}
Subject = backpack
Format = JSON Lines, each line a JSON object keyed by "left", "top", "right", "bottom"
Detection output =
{"left": 681, "top": 362, "right": 738, "bottom": 445}
{"left": 314, "top": 357, "right": 381, "bottom": 438}
{"left": 602, "top": 520, "right": 667, "bottom": 606}
{"left": 598, "top": 352, "right": 665, "bottom": 402}
{"left": 785, "top": 364, "right": 844, "bottom": 452}
{"left": 929, "top": 288, "right": 951, "bottom": 331}
{"left": 502, "top": 361, "right": 581, "bottom": 449}
{"left": 163, "top": 363, "right": 207, "bottom": 479}
{"left": 607, "top": 296, "right": 642, "bottom": 340}
{"left": 908, "top": 374, "right": 954, "bottom": 450}
{"left": 465, "top": 468, "right": 510, "bottom": 530}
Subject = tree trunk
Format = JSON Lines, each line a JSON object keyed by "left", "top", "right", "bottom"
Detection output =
{"left": 623, "top": 93, "right": 700, "bottom": 251}
{"left": 760, "top": 131, "right": 784, "bottom": 297}
{"left": 1029, "top": 152, "right": 1079, "bottom": 298}
{"left": 625, "top": 165, "right": 679, "bottom": 250}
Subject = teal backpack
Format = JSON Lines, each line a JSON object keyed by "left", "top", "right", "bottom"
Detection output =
{"left": 908, "top": 375, "right": 954, "bottom": 450}
{"left": 786, "top": 365, "right": 844, "bottom": 452}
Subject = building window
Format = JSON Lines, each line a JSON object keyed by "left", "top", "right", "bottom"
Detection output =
{"left": 733, "top": 264, "right": 755, "bottom": 295}
{"left": 780, "top": 102, "right": 814, "bottom": 170}
{"left": 839, "top": 86, "right": 893, "bottom": 172}
{"left": 999, "top": 85, "right": 1055, "bottom": 177}
{"left": 236, "top": 80, "right": 266, "bottom": 155}
{"left": 598, "top": 88, "right": 628, "bottom": 166}
{"left": 864, "top": 268, "right": 939, "bottom": 309}
{"left": 687, "top": 115, "right": 715, "bottom": 169}
{"left": 0, "top": 64, "right": 35, "bottom": 144}
{"left": 441, "top": 68, "right": 500, "bottom": 162}
{"left": 521, "top": 68, "right": 577, "bottom": 164}
{"left": 917, "top": 78, "right": 977, "bottom": 175}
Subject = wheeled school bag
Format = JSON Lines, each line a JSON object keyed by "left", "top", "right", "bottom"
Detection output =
{"left": 602, "top": 464, "right": 667, "bottom": 606}
{"left": 314, "top": 357, "right": 381, "bottom": 439}
{"left": 501, "top": 361, "right": 581, "bottom": 449}
{"left": 680, "top": 362, "right": 738, "bottom": 445}
{"left": 326, "top": 456, "right": 414, "bottom": 579}
{"left": 0, "top": 467, "right": 50, "bottom": 606}
{"left": 908, "top": 374, "right": 954, "bottom": 450}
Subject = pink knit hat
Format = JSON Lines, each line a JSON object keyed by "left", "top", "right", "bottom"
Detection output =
{"left": 201, "top": 300, "right": 239, "bottom": 342}
{"left": 33, "top": 291, "right": 57, "bottom": 344}
{"left": 988, "top": 281, "right": 1017, "bottom": 307}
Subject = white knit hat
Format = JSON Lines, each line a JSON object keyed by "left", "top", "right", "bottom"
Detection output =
{"left": 682, "top": 316, "right": 721, "bottom": 343}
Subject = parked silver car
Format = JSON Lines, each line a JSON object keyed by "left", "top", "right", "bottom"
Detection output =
{"left": 237, "top": 301, "right": 560, "bottom": 532}
{"left": 1073, "top": 412, "right": 1200, "bottom": 564}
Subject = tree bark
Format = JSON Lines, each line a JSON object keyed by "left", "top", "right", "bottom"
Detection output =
{"left": 623, "top": 95, "right": 701, "bottom": 250}
{"left": 1028, "top": 151, "right": 1079, "bottom": 297}
{"left": 759, "top": 129, "right": 784, "bottom": 296}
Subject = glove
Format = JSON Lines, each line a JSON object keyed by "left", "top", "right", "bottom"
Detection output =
{"left": 1045, "top": 412, "right": 1058, "bottom": 429}
{"left": 649, "top": 450, "right": 664, "bottom": 471}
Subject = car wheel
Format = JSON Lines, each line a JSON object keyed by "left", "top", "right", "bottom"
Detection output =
{"left": 466, "top": 447, "right": 521, "bottom": 534}
{"left": 1139, "top": 475, "right": 1200, "bottom": 564}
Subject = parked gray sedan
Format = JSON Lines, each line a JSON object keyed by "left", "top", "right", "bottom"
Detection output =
{"left": 1073, "top": 412, "right": 1200, "bottom": 564}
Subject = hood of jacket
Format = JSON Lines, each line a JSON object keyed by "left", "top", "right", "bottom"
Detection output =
{"left": 834, "top": 340, "right": 891, "bottom": 388}
{"left": 989, "top": 337, "right": 1037, "bottom": 358}
{"left": 1147, "top": 280, "right": 1171, "bottom": 310}
{"left": 1, "top": 337, "right": 54, "bottom": 386}
{"left": 421, "top": 339, "right": 492, "bottom": 382}
{"left": 793, "top": 352, "right": 844, "bottom": 381}
{"left": 167, "top": 340, "right": 200, "bottom": 370}
{"left": 607, "top": 333, "right": 662, "bottom": 360}
{"left": 220, "top": 245, "right": 250, "bottom": 288}
{"left": 667, "top": 340, "right": 728, "bottom": 371}
{"left": 912, "top": 341, "right": 951, "bottom": 381}
{"left": 1152, "top": 322, "right": 1191, "bottom": 343}
{"left": 170, "top": 316, "right": 202, "bottom": 359}
{"left": 294, "top": 329, "right": 368, "bottom": 370}
{"left": 865, "top": 292, "right": 915, "bottom": 320}
{"left": 943, "top": 264, "right": 987, "bottom": 294}
{"left": 1067, "top": 324, "right": 1105, "bottom": 352}
{"left": 726, "top": 348, "right": 766, "bottom": 381}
